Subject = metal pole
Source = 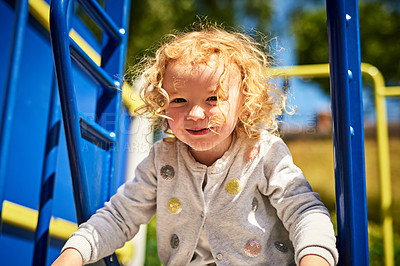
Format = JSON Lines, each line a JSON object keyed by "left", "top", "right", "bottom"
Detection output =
{"left": 372, "top": 68, "right": 394, "bottom": 266}
{"left": 32, "top": 74, "right": 61, "bottom": 266}
{"left": 50, "top": 0, "right": 92, "bottom": 223}
{"left": 344, "top": 0, "right": 370, "bottom": 264}
{"left": 326, "top": 0, "right": 369, "bottom": 265}
{"left": 0, "top": 0, "right": 30, "bottom": 232}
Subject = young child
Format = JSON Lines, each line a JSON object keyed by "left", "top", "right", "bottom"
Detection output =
{"left": 53, "top": 26, "right": 338, "bottom": 266}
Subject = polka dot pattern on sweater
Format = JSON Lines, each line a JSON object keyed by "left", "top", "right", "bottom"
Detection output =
{"left": 170, "top": 234, "right": 179, "bottom": 249}
{"left": 244, "top": 239, "right": 262, "bottom": 257}
{"left": 167, "top": 197, "right": 181, "bottom": 213}
{"left": 225, "top": 178, "right": 242, "bottom": 195}
{"left": 274, "top": 241, "right": 288, "bottom": 253}
{"left": 160, "top": 165, "right": 175, "bottom": 180}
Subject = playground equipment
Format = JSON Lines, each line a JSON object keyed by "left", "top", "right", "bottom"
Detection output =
{"left": 0, "top": 0, "right": 135, "bottom": 264}
{"left": 272, "top": 62, "right": 398, "bottom": 266}
{"left": 0, "top": 0, "right": 397, "bottom": 265}
{"left": 326, "top": 1, "right": 369, "bottom": 264}
{"left": 49, "top": 0, "right": 131, "bottom": 264}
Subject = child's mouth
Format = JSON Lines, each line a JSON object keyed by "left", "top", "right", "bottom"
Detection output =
{"left": 186, "top": 128, "right": 211, "bottom": 135}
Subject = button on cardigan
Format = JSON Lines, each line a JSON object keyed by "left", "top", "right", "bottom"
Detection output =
{"left": 62, "top": 132, "right": 339, "bottom": 265}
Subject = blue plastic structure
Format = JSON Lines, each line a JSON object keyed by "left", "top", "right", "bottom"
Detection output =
{"left": 0, "top": 0, "right": 132, "bottom": 264}
{"left": 32, "top": 75, "right": 62, "bottom": 266}
{"left": 326, "top": 0, "right": 369, "bottom": 265}
{"left": 48, "top": 0, "right": 130, "bottom": 264}
{"left": 49, "top": 0, "right": 129, "bottom": 223}
{"left": 0, "top": 0, "right": 29, "bottom": 231}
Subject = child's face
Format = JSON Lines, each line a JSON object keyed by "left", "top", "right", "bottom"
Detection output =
{"left": 163, "top": 59, "right": 242, "bottom": 162}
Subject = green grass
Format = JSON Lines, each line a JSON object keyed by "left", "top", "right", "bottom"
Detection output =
{"left": 144, "top": 216, "right": 161, "bottom": 266}
{"left": 285, "top": 136, "right": 400, "bottom": 230}
{"left": 142, "top": 136, "right": 400, "bottom": 265}
{"left": 286, "top": 136, "right": 400, "bottom": 265}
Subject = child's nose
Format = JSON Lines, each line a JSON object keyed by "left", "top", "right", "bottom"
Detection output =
{"left": 186, "top": 105, "right": 206, "bottom": 120}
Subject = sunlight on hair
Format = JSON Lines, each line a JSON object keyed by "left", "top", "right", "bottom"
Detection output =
{"left": 125, "top": 22, "right": 290, "bottom": 139}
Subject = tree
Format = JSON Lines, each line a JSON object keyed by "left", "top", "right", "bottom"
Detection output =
{"left": 290, "top": 0, "right": 400, "bottom": 93}
{"left": 126, "top": 0, "right": 273, "bottom": 65}
{"left": 127, "top": 0, "right": 197, "bottom": 63}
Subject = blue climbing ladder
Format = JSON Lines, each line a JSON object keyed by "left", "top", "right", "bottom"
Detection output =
{"left": 49, "top": 0, "right": 130, "bottom": 264}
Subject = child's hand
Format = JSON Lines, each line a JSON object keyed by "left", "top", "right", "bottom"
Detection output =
{"left": 299, "top": 254, "right": 330, "bottom": 266}
{"left": 51, "top": 248, "right": 83, "bottom": 266}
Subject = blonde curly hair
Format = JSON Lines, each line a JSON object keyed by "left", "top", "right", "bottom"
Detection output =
{"left": 129, "top": 24, "right": 286, "bottom": 138}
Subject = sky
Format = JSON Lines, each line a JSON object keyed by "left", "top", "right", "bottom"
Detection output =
{"left": 267, "top": 0, "right": 400, "bottom": 131}
{"left": 268, "top": 0, "right": 331, "bottom": 130}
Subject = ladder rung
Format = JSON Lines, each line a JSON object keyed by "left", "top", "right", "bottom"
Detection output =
{"left": 79, "top": 112, "right": 116, "bottom": 150}
{"left": 76, "top": 0, "right": 124, "bottom": 43}
{"left": 70, "top": 38, "right": 120, "bottom": 92}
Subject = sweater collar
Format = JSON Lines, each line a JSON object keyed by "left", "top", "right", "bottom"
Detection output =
{"left": 177, "top": 133, "right": 242, "bottom": 173}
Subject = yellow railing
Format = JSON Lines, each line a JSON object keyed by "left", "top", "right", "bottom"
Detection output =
{"left": 364, "top": 64, "right": 399, "bottom": 266}
{"left": 29, "top": 0, "right": 101, "bottom": 66}
{"left": 2, "top": 200, "right": 77, "bottom": 238}
{"left": 272, "top": 63, "right": 396, "bottom": 266}
{"left": 2, "top": 200, "right": 134, "bottom": 264}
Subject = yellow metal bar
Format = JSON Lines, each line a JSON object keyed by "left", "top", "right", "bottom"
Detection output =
{"left": 2, "top": 200, "right": 134, "bottom": 263}
{"left": 29, "top": 0, "right": 50, "bottom": 31}
{"left": 2, "top": 200, "right": 77, "bottom": 239}
{"left": 361, "top": 63, "right": 395, "bottom": 266}
{"left": 383, "top": 86, "right": 400, "bottom": 97}
{"left": 28, "top": 0, "right": 101, "bottom": 65}
{"left": 68, "top": 29, "right": 101, "bottom": 66}
{"left": 122, "top": 82, "right": 143, "bottom": 115}
{"left": 271, "top": 63, "right": 330, "bottom": 78}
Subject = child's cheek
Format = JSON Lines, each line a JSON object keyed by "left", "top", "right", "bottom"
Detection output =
{"left": 210, "top": 105, "right": 228, "bottom": 117}
{"left": 209, "top": 105, "right": 230, "bottom": 126}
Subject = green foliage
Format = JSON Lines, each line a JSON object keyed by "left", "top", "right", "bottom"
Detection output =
{"left": 290, "top": 7, "right": 331, "bottom": 93}
{"left": 287, "top": 136, "right": 400, "bottom": 264}
{"left": 290, "top": 0, "right": 400, "bottom": 93}
{"left": 144, "top": 216, "right": 161, "bottom": 266}
{"left": 368, "top": 222, "right": 400, "bottom": 266}
{"left": 127, "top": 0, "right": 196, "bottom": 63}
{"left": 358, "top": 1, "right": 400, "bottom": 86}
{"left": 328, "top": 212, "right": 400, "bottom": 265}
{"left": 126, "top": 0, "right": 273, "bottom": 66}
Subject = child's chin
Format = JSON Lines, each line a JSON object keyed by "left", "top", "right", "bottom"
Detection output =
{"left": 187, "top": 142, "right": 216, "bottom": 152}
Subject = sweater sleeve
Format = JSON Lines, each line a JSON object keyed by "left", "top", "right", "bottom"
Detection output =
{"left": 262, "top": 137, "right": 339, "bottom": 266}
{"left": 62, "top": 146, "right": 158, "bottom": 264}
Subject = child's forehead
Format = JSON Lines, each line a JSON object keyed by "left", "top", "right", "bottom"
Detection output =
{"left": 163, "top": 59, "right": 240, "bottom": 91}
{"left": 163, "top": 61, "right": 220, "bottom": 86}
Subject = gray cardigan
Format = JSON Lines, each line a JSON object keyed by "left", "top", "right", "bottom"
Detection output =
{"left": 63, "top": 133, "right": 338, "bottom": 265}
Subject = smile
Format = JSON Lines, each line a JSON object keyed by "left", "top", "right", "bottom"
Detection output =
{"left": 186, "top": 128, "right": 211, "bottom": 135}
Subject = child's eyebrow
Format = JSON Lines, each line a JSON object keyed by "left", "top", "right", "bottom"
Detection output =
{"left": 167, "top": 91, "right": 179, "bottom": 97}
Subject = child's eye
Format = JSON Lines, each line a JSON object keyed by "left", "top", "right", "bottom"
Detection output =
{"left": 207, "top": 96, "right": 218, "bottom": 102}
{"left": 171, "top": 98, "right": 186, "bottom": 103}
